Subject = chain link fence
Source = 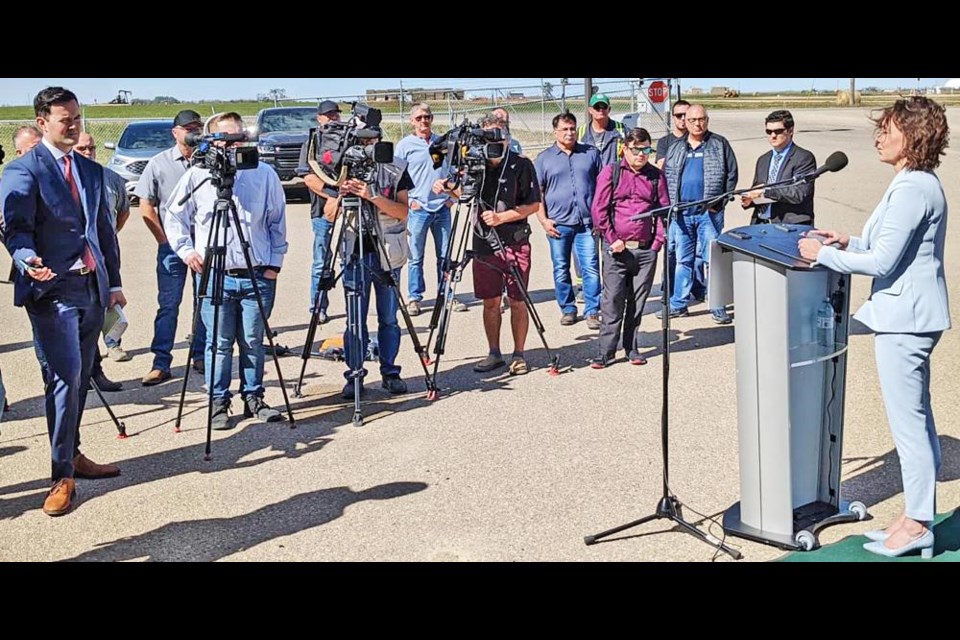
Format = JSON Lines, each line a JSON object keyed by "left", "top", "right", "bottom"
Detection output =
{"left": 1, "top": 79, "right": 676, "bottom": 176}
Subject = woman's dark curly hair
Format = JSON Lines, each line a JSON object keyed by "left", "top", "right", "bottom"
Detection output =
{"left": 871, "top": 96, "right": 950, "bottom": 171}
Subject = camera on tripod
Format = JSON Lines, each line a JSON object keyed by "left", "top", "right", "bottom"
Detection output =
{"left": 310, "top": 102, "right": 394, "bottom": 187}
{"left": 186, "top": 131, "right": 259, "bottom": 180}
{"left": 429, "top": 121, "right": 506, "bottom": 199}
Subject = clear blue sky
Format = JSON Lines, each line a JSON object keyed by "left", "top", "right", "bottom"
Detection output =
{"left": 0, "top": 78, "right": 946, "bottom": 106}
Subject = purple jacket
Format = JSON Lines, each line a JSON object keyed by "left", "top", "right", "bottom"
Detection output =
{"left": 591, "top": 160, "right": 667, "bottom": 251}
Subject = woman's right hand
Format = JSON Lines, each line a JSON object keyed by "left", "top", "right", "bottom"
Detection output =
{"left": 813, "top": 229, "right": 850, "bottom": 249}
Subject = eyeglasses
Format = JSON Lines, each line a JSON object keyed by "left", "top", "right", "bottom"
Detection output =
{"left": 626, "top": 146, "right": 655, "bottom": 156}
{"left": 765, "top": 128, "right": 788, "bottom": 136}
{"left": 673, "top": 112, "right": 687, "bottom": 119}
{"left": 592, "top": 104, "right": 610, "bottom": 111}
{"left": 414, "top": 114, "right": 434, "bottom": 122}
{"left": 686, "top": 117, "right": 707, "bottom": 124}
{"left": 74, "top": 145, "right": 96, "bottom": 152}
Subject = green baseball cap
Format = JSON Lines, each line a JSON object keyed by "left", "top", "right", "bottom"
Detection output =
{"left": 590, "top": 93, "right": 611, "bottom": 108}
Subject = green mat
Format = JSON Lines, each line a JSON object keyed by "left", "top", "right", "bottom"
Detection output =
{"left": 778, "top": 510, "right": 959, "bottom": 562}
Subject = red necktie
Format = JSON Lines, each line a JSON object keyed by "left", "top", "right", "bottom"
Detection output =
{"left": 63, "top": 154, "right": 97, "bottom": 273}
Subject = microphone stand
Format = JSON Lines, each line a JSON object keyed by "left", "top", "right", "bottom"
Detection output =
{"left": 585, "top": 190, "right": 743, "bottom": 559}
{"left": 588, "top": 167, "right": 838, "bottom": 558}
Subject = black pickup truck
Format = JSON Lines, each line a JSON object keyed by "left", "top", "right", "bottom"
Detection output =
{"left": 253, "top": 107, "right": 317, "bottom": 185}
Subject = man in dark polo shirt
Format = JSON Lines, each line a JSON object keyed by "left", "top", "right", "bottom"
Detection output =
{"left": 435, "top": 113, "right": 541, "bottom": 376}
{"left": 535, "top": 112, "right": 602, "bottom": 329}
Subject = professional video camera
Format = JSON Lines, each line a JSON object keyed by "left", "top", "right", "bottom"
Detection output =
{"left": 310, "top": 102, "right": 394, "bottom": 187}
{"left": 185, "top": 131, "right": 259, "bottom": 181}
{"left": 429, "top": 120, "right": 506, "bottom": 199}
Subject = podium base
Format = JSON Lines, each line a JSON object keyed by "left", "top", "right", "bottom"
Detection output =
{"left": 723, "top": 500, "right": 868, "bottom": 551}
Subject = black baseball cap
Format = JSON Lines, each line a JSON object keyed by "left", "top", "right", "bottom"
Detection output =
{"left": 173, "top": 110, "right": 203, "bottom": 128}
{"left": 318, "top": 100, "right": 341, "bottom": 115}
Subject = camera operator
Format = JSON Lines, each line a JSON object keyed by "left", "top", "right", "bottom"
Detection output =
{"left": 164, "top": 112, "right": 288, "bottom": 430}
{"left": 327, "top": 128, "right": 414, "bottom": 401}
{"left": 434, "top": 113, "right": 541, "bottom": 376}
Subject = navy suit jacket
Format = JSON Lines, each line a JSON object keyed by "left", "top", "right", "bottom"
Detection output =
{"left": 746, "top": 143, "right": 818, "bottom": 225}
{"left": 0, "top": 143, "right": 121, "bottom": 308}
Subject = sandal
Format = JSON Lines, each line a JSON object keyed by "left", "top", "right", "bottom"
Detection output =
{"left": 474, "top": 355, "right": 506, "bottom": 373}
{"left": 508, "top": 358, "right": 529, "bottom": 376}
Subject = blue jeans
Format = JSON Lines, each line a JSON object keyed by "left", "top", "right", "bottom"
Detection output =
{"left": 665, "top": 221, "right": 705, "bottom": 301}
{"left": 151, "top": 242, "right": 206, "bottom": 373}
{"left": 199, "top": 271, "right": 277, "bottom": 403}
{"left": 548, "top": 223, "right": 601, "bottom": 316}
{"left": 343, "top": 252, "right": 401, "bottom": 380}
{"left": 406, "top": 206, "right": 451, "bottom": 302}
{"left": 670, "top": 211, "right": 722, "bottom": 312}
{"left": 310, "top": 216, "right": 335, "bottom": 314}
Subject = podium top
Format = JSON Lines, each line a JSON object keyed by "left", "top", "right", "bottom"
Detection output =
{"left": 716, "top": 224, "right": 827, "bottom": 271}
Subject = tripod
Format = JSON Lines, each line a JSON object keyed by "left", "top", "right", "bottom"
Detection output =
{"left": 424, "top": 191, "right": 561, "bottom": 386}
{"left": 584, "top": 193, "right": 742, "bottom": 560}
{"left": 89, "top": 378, "right": 128, "bottom": 439}
{"left": 172, "top": 174, "right": 295, "bottom": 460}
{"left": 293, "top": 194, "right": 439, "bottom": 427}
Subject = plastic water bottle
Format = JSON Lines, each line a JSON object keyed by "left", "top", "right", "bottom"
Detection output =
{"left": 816, "top": 299, "right": 836, "bottom": 348}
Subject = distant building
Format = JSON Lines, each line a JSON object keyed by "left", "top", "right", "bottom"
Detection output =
{"left": 367, "top": 88, "right": 465, "bottom": 103}
{"left": 687, "top": 87, "right": 704, "bottom": 96}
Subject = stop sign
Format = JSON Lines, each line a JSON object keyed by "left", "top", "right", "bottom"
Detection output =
{"left": 647, "top": 81, "right": 668, "bottom": 104}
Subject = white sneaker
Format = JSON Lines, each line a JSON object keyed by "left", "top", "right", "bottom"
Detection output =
{"left": 106, "top": 346, "right": 132, "bottom": 362}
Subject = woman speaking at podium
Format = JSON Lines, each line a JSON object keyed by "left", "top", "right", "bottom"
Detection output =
{"left": 799, "top": 96, "right": 950, "bottom": 559}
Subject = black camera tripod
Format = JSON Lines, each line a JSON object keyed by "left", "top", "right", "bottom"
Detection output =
{"left": 293, "top": 194, "right": 439, "bottom": 427}
{"left": 424, "top": 189, "right": 561, "bottom": 387}
{"left": 172, "top": 174, "right": 295, "bottom": 460}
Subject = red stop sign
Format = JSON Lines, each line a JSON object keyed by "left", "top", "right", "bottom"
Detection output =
{"left": 648, "top": 81, "right": 668, "bottom": 104}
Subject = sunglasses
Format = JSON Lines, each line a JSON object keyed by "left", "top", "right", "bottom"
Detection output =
{"left": 74, "top": 145, "right": 96, "bottom": 152}
{"left": 627, "top": 146, "right": 655, "bottom": 156}
{"left": 765, "top": 128, "right": 789, "bottom": 136}
{"left": 414, "top": 114, "right": 434, "bottom": 122}
{"left": 673, "top": 112, "right": 687, "bottom": 119}
{"left": 592, "top": 104, "right": 610, "bottom": 110}
{"left": 686, "top": 117, "right": 707, "bottom": 124}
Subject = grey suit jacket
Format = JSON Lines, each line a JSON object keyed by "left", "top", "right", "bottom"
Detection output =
{"left": 817, "top": 169, "right": 950, "bottom": 334}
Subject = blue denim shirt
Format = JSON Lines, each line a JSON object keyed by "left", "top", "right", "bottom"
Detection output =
{"left": 534, "top": 143, "right": 602, "bottom": 227}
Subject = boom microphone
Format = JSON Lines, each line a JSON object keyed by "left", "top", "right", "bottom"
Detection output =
{"left": 805, "top": 151, "right": 849, "bottom": 181}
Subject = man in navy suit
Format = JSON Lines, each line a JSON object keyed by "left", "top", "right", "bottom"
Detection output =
{"left": 741, "top": 110, "right": 818, "bottom": 226}
{"left": 0, "top": 87, "right": 125, "bottom": 517}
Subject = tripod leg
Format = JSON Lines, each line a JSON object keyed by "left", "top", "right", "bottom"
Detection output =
{"left": 173, "top": 218, "right": 219, "bottom": 434}
{"left": 89, "top": 379, "right": 127, "bottom": 439}
{"left": 344, "top": 269, "right": 365, "bottom": 428}
{"left": 429, "top": 251, "right": 474, "bottom": 384}
{"left": 295, "top": 219, "right": 347, "bottom": 397}
{"left": 203, "top": 248, "right": 225, "bottom": 462}
{"left": 424, "top": 201, "right": 468, "bottom": 355}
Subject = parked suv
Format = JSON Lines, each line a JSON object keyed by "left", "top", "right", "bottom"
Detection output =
{"left": 253, "top": 107, "right": 317, "bottom": 185}
{"left": 105, "top": 120, "right": 175, "bottom": 197}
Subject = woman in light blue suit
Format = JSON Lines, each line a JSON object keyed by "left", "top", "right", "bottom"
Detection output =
{"left": 800, "top": 96, "right": 950, "bottom": 559}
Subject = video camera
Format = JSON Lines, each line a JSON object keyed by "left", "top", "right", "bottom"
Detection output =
{"left": 429, "top": 120, "right": 506, "bottom": 199}
{"left": 312, "top": 102, "right": 394, "bottom": 186}
{"left": 185, "top": 131, "right": 259, "bottom": 181}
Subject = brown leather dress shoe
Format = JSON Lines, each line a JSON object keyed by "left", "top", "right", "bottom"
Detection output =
{"left": 43, "top": 478, "right": 77, "bottom": 516}
{"left": 73, "top": 453, "right": 121, "bottom": 480}
{"left": 142, "top": 369, "right": 172, "bottom": 386}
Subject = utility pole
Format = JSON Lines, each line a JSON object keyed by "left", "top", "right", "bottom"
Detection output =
{"left": 849, "top": 78, "right": 856, "bottom": 107}
{"left": 584, "top": 77, "right": 593, "bottom": 126}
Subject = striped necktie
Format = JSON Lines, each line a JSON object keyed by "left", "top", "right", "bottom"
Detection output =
{"left": 760, "top": 151, "right": 785, "bottom": 220}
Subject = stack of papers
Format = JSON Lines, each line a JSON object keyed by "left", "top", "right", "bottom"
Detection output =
{"left": 103, "top": 305, "right": 129, "bottom": 343}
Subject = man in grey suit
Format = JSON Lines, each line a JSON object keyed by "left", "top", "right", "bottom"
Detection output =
{"left": 741, "top": 110, "right": 817, "bottom": 226}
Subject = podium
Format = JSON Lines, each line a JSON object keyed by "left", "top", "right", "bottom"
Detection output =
{"left": 709, "top": 224, "right": 867, "bottom": 551}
